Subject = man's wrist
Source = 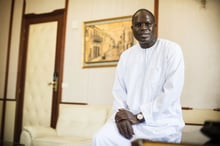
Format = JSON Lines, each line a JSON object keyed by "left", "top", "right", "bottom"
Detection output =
{"left": 136, "top": 113, "right": 145, "bottom": 123}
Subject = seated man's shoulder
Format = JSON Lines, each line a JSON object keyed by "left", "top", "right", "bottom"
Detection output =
{"left": 158, "top": 38, "right": 182, "bottom": 55}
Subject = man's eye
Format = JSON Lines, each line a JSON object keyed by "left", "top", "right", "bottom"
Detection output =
{"left": 135, "top": 23, "right": 141, "bottom": 27}
{"left": 134, "top": 23, "right": 153, "bottom": 28}
{"left": 146, "top": 23, "right": 153, "bottom": 27}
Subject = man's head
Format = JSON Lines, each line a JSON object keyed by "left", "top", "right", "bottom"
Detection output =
{"left": 131, "top": 9, "right": 157, "bottom": 48}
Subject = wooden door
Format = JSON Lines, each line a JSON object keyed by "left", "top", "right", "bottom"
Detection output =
{"left": 14, "top": 9, "right": 66, "bottom": 142}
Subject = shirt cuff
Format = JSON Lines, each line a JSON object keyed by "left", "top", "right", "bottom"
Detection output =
{"left": 140, "top": 102, "right": 153, "bottom": 124}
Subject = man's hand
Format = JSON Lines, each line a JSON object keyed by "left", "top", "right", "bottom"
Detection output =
{"left": 115, "top": 109, "right": 139, "bottom": 139}
{"left": 116, "top": 119, "right": 134, "bottom": 139}
{"left": 115, "top": 109, "right": 139, "bottom": 124}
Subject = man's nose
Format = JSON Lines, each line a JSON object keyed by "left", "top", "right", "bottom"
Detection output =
{"left": 140, "top": 23, "right": 148, "bottom": 29}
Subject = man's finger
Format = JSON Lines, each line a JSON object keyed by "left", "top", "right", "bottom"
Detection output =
{"left": 117, "top": 120, "right": 134, "bottom": 139}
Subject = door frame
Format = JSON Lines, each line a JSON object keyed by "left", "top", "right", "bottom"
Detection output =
{"left": 14, "top": 9, "right": 66, "bottom": 143}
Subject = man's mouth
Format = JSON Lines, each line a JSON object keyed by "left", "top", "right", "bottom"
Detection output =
{"left": 140, "top": 33, "right": 150, "bottom": 38}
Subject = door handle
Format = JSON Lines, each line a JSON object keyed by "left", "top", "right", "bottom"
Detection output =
{"left": 48, "top": 72, "right": 58, "bottom": 92}
{"left": 48, "top": 81, "right": 56, "bottom": 85}
{"left": 48, "top": 80, "right": 58, "bottom": 92}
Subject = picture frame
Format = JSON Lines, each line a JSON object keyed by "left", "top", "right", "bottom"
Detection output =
{"left": 82, "top": 16, "right": 134, "bottom": 68}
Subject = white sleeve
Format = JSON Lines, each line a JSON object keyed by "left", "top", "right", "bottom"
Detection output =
{"left": 140, "top": 45, "right": 184, "bottom": 124}
{"left": 112, "top": 53, "right": 128, "bottom": 114}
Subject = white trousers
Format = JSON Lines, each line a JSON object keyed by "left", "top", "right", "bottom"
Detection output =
{"left": 92, "top": 120, "right": 182, "bottom": 146}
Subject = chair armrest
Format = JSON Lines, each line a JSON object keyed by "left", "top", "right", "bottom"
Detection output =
{"left": 20, "top": 130, "right": 32, "bottom": 146}
{"left": 23, "top": 126, "right": 57, "bottom": 138}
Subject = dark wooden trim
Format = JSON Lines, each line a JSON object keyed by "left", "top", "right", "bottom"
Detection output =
{"left": 24, "top": 9, "right": 65, "bottom": 24}
{"left": 132, "top": 139, "right": 202, "bottom": 146}
{"left": 51, "top": 0, "right": 69, "bottom": 127}
{"left": 61, "top": 102, "right": 88, "bottom": 105}
{"left": 213, "top": 108, "right": 220, "bottom": 111}
{"left": 182, "top": 107, "right": 193, "bottom": 110}
{"left": 1, "top": 0, "right": 15, "bottom": 141}
{"left": 0, "top": 99, "right": 16, "bottom": 101}
{"left": 13, "top": 0, "right": 26, "bottom": 143}
{"left": 181, "top": 107, "right": 220, "bottom": 111}
{"left": 154, "top": 0, "right": 159, "bottom": 37}
{"left": 185, "top": 123, "right": 203, "bottom": 126}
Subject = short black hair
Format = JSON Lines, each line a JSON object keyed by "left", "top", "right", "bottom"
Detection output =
{"left": 132, "top": 9, "right": 155, "bottom": 23}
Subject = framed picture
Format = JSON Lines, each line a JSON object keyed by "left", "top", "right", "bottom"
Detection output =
{"left": 82, "top": 16, "right": 134, "bottom": 68}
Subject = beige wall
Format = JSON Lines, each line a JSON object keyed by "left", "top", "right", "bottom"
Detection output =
{"left": 0, "top": 0, "right": 65, "bottom": 141}
{"left": 62, "top": 0, "right": 154, "bottom": 104}
{"left": 8, "top": 0, "right": 220, "bottom": 106}
{"left": 0, "top": 0, "right": 12, "bottom": 140}
{"left": 2, "top": 1, "right": 219, "bottom": 106}
{"left": 6, "top": 0, "right": 23, "bottom": 100}
{"left": 0, "top": 0, "right": 220, "bottom": 141}
{"left": 62, "top": 0, "right": 220, "bottom": 109}
{"left": 4, "top": 101, "right": 16, "bottom": 141}
{"left": 25, "top": 0, "right": 65, "bottom": 14}
{"left": 0, "top": 0, "right": 23, "bottom": 141}
{"left": 0, "top": 0, "right": 11, "bottom": 98}
{"left": 159, "top": 0, "right": 220, "bottom": 109}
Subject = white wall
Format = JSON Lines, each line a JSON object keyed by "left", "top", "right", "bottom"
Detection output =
{"left": 62, "top": 0, "right": 154, "bottom": 104}
{"left": 158, "top": 0, "right": 220, "bottom": 109}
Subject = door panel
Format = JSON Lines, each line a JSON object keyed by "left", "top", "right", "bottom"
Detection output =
{"left": 23, "top": 22, "right": 57, "bottom": 127}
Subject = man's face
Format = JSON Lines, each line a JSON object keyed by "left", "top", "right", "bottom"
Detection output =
{"left": 131, "top": 11, "right": 157, "bottom": 48}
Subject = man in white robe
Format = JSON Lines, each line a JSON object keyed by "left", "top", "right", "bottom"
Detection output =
{"left": 93, "top": 9, "right": 185, "bottom": 146}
